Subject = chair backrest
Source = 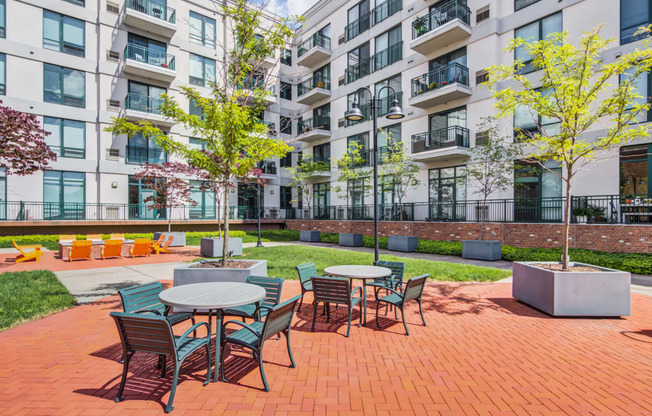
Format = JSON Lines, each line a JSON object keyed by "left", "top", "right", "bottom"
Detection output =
{"left": 373, "top": 260, "right": 405, "bottom": 282}
{"left": 118, "top": 281, "right": 165, "bottom": 314}
{"left": 311, "top": 276, "right": 352, "bottom": 305}
{"left": 71, "top": 240, "right": 92, "bottom": 258}
{"left": 154, "top": 235, "right": 165, "bottom": 245}
{"left": 133, "top": 238, "right": 151, "bottom": 255}
{"left": 59, "top": 234, "right": 76, "bottom": 242}
{"left": 161, "top": 236, "right": 174, "bottom": 249}
{"left": 261, "top": 295, "right": 300, "bottom": 341}
{"left": 12, "top": 240, "right": 26, "bottom": 255}
{"left": 403, "top": 275, "right": 428, "bottom": 303}
{"left": 246, "top": 275, "right": 284, "bottom": 308}
{"left": 296, "top": 262, "right": 318, "bottom": 284}
{"left": 104, "top": 239, "right": 123, "bottom": 256}
{"left": 86, "top": 234, "right": 102, "bottom": 241}
{"left": 110, "top": 312, "right": 177, "bottom": 359}
{"left": 110, "top": 234, "right": 125, "bottom": 240}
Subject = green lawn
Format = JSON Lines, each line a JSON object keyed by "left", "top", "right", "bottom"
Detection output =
{"left": 230, "top": 245, "right": 511, "bottom": 282}
{"left": 0, "top": 270, "right": 77, "bottom": 330}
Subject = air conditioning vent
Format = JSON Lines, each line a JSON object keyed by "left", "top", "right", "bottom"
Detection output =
{"left": 106, "top": 50, "right": 119, "bottom": 62}
{"left": 108, "top": 99, "right": 120, "bottom": 111}
{"left": 338, "top": 118, "right": 345, "bottom": 128}
{"left": 338, "top": 34, "right": 345, "bottom": 45}
{"left": 475, "top": 69, "right": 489, "bottom": 85}
{"left": 105, "top": 206, "right": 120, "bottom": 219}
{"left": 338, "top": 76, "right": 345, "bottom": 86}
{"left": 106, "top": 2, "right": 120, "bottom": 14}
{"left": 475, "top": 131, "right": 488, "bottom": 146}
{"left": 106, "top": 148, "right": 120, "bottom": 160}
{"left": 476, "top": 6, "right": 490, "bottom": 24}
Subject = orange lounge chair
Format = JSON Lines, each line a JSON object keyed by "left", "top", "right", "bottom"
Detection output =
{"left": 152, "top": 236, "right": 174, "bottom": 254}
{"left": 69, "top": 240, "right": 93, "bottom": 262}
{"left": 101, "top": 239, "right": 123, "bottom": 260}
{"left": 13, "top": 240, "right": 43, "bottom": 263}
{"left": 130, "top": 239, "right": 151, "bottom": 258}
{"left": 86, "top": 234, "right": 103, "bottom": 241}
{"left": 110, "top": 234, "right": 125, "bottom": 240}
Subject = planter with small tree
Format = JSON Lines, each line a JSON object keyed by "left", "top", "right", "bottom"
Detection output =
{"left": 287, "top": 155, "right": 330, "bottom": 242}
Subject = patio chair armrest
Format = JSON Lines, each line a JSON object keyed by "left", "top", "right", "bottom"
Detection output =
{"left": 394, "top": 281, "right": 407, "bottom": 289}
{"left": 222, "top": 320, "right": 262, "bottom": 338}
{"left": 380, "top": 286, "right": 404, "bottom": 297}
{"left": 254, "top": 305, "right": 274, "bottom": 320}
{"left": 351, "top": 285, "right": 363, "bottom": 299}
{"left": 135, "top": 309, "right": 162, "bottom": 316}
{"left": 178, "top": 322, "right": 211, "bottom": 344}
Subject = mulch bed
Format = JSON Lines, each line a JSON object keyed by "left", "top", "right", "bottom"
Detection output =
{"left": 190, "top": 260, "right": 254, "bottom": 269}
{"left": 532, "top": 263, "right": 602, "bottom": 272}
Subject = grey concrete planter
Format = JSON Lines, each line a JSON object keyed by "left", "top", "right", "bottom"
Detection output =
{"left": 462, "top": 240, "right": 502, "bottom": 261}
{"left": 153, "top": 231, "right": 186, "bottom": 247}
{"left": 388, "top": 235, "right": 418, "bottom": 252}
{"left": 512, "top": 261, "right": 631, "bottom": 317}
{"left": 339, "top": 233, "right": 363, "bottom": 247}
{"left": 200, "top": 237, "right": 243, "bottom": 257}
{"left": 300, "top": 230, "right": 320, "bottom": 242}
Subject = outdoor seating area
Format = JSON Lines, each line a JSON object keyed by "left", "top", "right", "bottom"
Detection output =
{"left": 54, "top": 235, "right": 178, "bottom": 262}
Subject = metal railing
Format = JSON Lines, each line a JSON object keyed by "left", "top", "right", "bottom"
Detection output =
{"left": 125, "top": 0, "right": 176, "bottom": 24}
{"left": 297, "top": 75, "right": 331, "bottom": 96}
{"left": 351, "top": 146, "right": 391, "bottom": 168}
{"left": 126, "top": 145, "right": 167, "bottom": 164}
{"left": 378, "top": 91, "right": 402, "bottom": 116}
{"left": 373, "top": 41, "right": 403, "bottom": 72}
{"left": 125, "top": 43, "right": 175, "bottom": 70}
{"left": 258, "top": 161, "right": 277, "bottom": 175}
{"left": 345, "top": 56, "right": 373, "bottom": 84}
{"left": 125, "top": 93, "right": 164, "bottom": 114}
{"left": 373, "top": 0, "right": 402, "bottom": 25}
{"left": 297, "top": 32, "right": 331, "bottom": 57}
{"left": 49, "top": 146, "right": 85, "bottom": 159}
{"left": 411, "top": 0, "right": 470, "bottom": 39}
{"left": 411, "top": 62, "right": 469, "bottom": 97}
{"left": 298, "top": 115, "right": 331, "bottom": 133}
{"left": 259, "top": 120, "right": 276, "bottom": 135}
{"left": 411, "top": 126, "right": 469, "bottom": 154}
{"left": 346, "top": 11, "right": 372, "bottom": 41}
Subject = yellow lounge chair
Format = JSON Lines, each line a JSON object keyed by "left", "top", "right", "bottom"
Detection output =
{"left": 130, "top": 239, "right": 151, "bottom": 258}
{"left": 13, "top": 240, "right": 43, "bottom": 263}
{"left": 101, "top": 239, "right": 123, "bottom": 260}
{"left": 152, "top": 236, "right": 174, "bottom": 254}
{"left": 110, "top": 234, "right": 125, "bottom": 240}
{"left": 59, "top": 234, "right": 76, "bottom": 242}
{"left": 86, "top": 234, "right": 103, "bottom": 241}
{"left": 69, "top": 240, "right": 93, "bottom": 262}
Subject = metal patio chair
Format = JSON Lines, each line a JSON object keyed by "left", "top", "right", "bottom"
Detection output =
{"left": 310, "top": 276, "right": 362, "bottom": 338}
{"left": 375, "top": 274, "right": 428, "bottom": 336}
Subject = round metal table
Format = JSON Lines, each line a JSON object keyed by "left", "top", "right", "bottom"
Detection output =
{"left": 159, "top": 282, "right": 266, "bottom": 382}
{"left": 324, "top": 265, "right": 392, "bottom": 326}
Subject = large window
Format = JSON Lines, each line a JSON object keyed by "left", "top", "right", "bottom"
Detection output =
{"left": 128, "top": 175, "right": 166, "bottom": 219}
{"left": 346, "top": 0, "right": 370, "bottom": 41}
{"left": 346, "top": 42, "right": 371, "bottom": 83}
{"left": 514, "top": 89, "right": 561, "bottom": 138}
{"left": 514, "top": 13, "right": 562, "bottom": 74}
{"left": 43, "top": 171, "right": 85, "bottom": 220}
{"left": 126, "top": 33, "right": 168, "bottom": 67}
{"left": 279, "top": 152, "right": 291, "bottom": 168}
{"left": 429, "top": 47, "right": 468, "bottom": 83}
{"left": 280, "top": 116, "right": 292, "bottom": 135}
{"left": 428, "top": 166, "right": 466, "bottom": 221}
{"left": 280, "top": 82, "right": 292, "bottom": 100}
{"left": 375, "top": 74, "right": 401, "bottom": 116}
{"left": 0, "top": 169, "right": 6, "bottom": 220}
{"left": 620, "top": 69, "right": 651, "bottom": 123}
{"left": 43, "top": 64, "right": 85, "bottom": 108}
{"left": 374, "top": 25, "right": 401, "bottom": 71}
{"left": 127, "top": 81, "right": 165, "bottom": 113}
{"left": 189, "top": 11, "right": 216, "bottom": 47}
{"left": 190, "top": 180, "right": 216, "bottom": 219}
{"left": 127, "top": 132, "right": 167, "bottom": 164}
{"left": 515, "top": 0, "right": 541, "bottom": 11}
{"left": 44, "top": 117, "right": 85, "bottom": 158}
{"left": 0, "top": 53, "right": 5, "bottom": 95}
{"left": 514, "top": 160, "right": 562, "bottom": 221}
{"left": 189, "top": 137, "right": 206, "bottom": 150}
{"left": 43, "top": 10, "right": 85, "bottom": 57}
{"left": 620, "top": 145, "right": 650, "bottom": 196}
{"left": 281, "top": 49, "right": 292, "bottom": 66}
{"left": 313, "top": 182, "right": 330, "bottom": 219}
{"left": 0, "top": 0, "right": 5, "bottom": 38}
{"left": 377, "top": 123, "right": 401, "bottom": 156}
{"left": 189, "top": 54, "right": 216, "bottom": 87}
{"left": 621, "top": 0, "right": 652, "bottom": 44}
{"left": 313, "top": 143, "right": 330, "bottom": 166}
{"left": 280, "top": 186, "right": 292, "bottom": 209}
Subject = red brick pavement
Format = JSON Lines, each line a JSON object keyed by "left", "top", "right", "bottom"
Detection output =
{"left": 0, "top": 280, "right": 650, "bottom": 415}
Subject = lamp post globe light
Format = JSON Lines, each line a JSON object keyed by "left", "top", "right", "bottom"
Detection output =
{"left": 345, "top": 86, "right": 405, "bottom": 262}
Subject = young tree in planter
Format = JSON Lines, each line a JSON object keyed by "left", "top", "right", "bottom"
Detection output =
{"left": 0, "top": 101, "right": 56, "bottom": 175}
{"left": 287, "top": 155, "right": 330, "bottom": 232}
{"left": 487, "top": 26, "right": 652, "bottom": 270}
{"left": 332, "top": 141, "right": 373, "bottom": 234}
{"left": 466, "top": 118, "right": 520, "bottom": 240}
{"left": 107, "top": 0, "right": 297, "bottom": 265}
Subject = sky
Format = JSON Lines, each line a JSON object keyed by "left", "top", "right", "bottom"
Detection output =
{"left": 260, "top": 0, "right": 319, "bottom": 18}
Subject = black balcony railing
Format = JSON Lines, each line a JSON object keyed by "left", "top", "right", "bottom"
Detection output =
{"left": 125, "top": 0, "right": 176, "bottom": 23}
{"left": 411, "top": 62, "right": 469, "bottom": 97}
{"left": 345, "top": 57, "right": 373, "bottom": 84}
{"left": 298, "top": 32, "right": 331, "bottom": 57}
{"left": 298, "top": 115, "right": 331, "bottom": 133}
{"left": 125, "top": 43, "right": 175, "bottom": 70}
{"left": 377, "top": 91, "right": 403, "bottom": 116}
{"left": 297, "top": 75, "right": 331, "bottom": 96}
{"left": 346, "top": 11, "right": 372, "bottom": 41}
{"left": 411, "top": 126, "right": 469, "bottom": 153}
{"left": 373, "top": 41, "right": 403, "bottom": 72}
{"left": 258, "top": 161, "right": 277, "bottom": 175}
{"left": 125, "top": 93, "right": 164, "bottom": 114}
{"left": 373, "top": 0, "right": 402, "bottom": 25}
{"left": 412, "top": 0, "right": 470, "bottom": 39}
{"left": 126, "top": 145, "right": 167, "bottom": 164}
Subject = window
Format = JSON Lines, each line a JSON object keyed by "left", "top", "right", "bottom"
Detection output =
{"left": 64, "top": 0, "right": 85, "bottom": 6}
{"left": 281, "top": 49, "right": 292, "bottom": 66}
{"left": 0, "top": 0, "right": 5, "bottom": 38}
{"left": 189, "top": 97, "right": 203, "bottom": 118}
{"left": 189, "top": 11, "right": 216, "bottom": 47}
{"left": 620, "top": 68, "right": 651, "bottom": 122}
{"left": 428, "top": 166, "right": 466, "bottom": 221}
{"left": 429, "top": 46, "right": 468, "bottom": 85}
{"left": 346, "top": 1, "right": 370, "bottom": 41}
{"left": 514, "top": 160, "right": 562, "bottom": 221}
{"left": 621, "top": 0, "right": 652, "bottom": 44}
{"left": 375, "top": 74, "right": 401, "bottom": 116}
{"left": 514, "top": 13, "right": 562, "bottom": 74}
{"left": 44, "top": 117, "right": 85, "bottom": 158}
{"left": 43, "top": 64, "right": 85, "bottom": 108}
{"left": 313, "top": 64, "right": 330, "bottom": 89}
{"left": 189, "top": 54, "right": 216, "bottom": 87}
{"left": 429, "top": 106, "right": 466, "bottom": 132}
{"left": 346, "top": 42, "right": 371, "bottom": 83}
{"left": 313, "top": 143, "right": 330, "bottom": 166}
{"left": 476, "top": 5, "right": 490, "bottom": 23}
{"left": 127, "top": 81, "right": 165, "bottom": 113}
{"left": 346, "top": 91, "right": 370, "bottom": 125}
{"left": 313, "top": 182, "right": 330, "bottom": 219}
{"left": 377, "top": 123, "right": 401, "bottom": 157}
{"left": 238, "top": 183, "right": 263, "bottom": 218}
{"left": 620, "top": 145, "right": 650, "bottom": 196}
{"left": 126, "top": 132, "right": 167, "bottom": 164}
{"left": 515, "top": 0, "right": 541, "bottom": 11}
{"left": 189, "top": 137, "right": 206, "bottom": 150}
{"left": 280, "top": 186, "right": 292, "bottom": 209}
{"left": 126, "top": 33, "right": 168, "bottom": 67}
{"left": 129, "top": 175, "right": 166, "bottom": 219}
{"left": 190, "top": 180, "right": 216, "bottom": 219}
{"left": 313, "top": 103, "right": 330, "bottom": 130}
{"left": 43, "top": 10, "right": 85, "bottom": 57}
{"left": 280, "top": 152, "right": 291, "bottom": 168}
{"left": 0, "top": 53, "right": 4, "bottom": 95}
{"left": 280, "top": 116, "right": 292, "bottom": 135}
{"left": 374, "top": 26, "right": 401, "bottom": 71}
{"left": 348, "top": 178, "right": 367, "bottom": 218}
{"left": 43, "top": 171, "right": 85, "bottom": 220}
{"left": 514, "top": 89, "right": 560, "bottom": 139}
{"left": 280, "top": 82, "right": 292, "bottom": 100}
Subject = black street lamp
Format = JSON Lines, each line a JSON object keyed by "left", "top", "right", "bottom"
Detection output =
{"left": 345, "top": 86, "right": 405, "bottom": 262}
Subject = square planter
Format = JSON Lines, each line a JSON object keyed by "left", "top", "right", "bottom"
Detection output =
{"left": 462, "top": 240, "right": 502, "bottom": 261}
{"left": 200, "top": 237, "right": 243, "bottom": 257}
{"left": 339, "top": 233, "right": 363, "bottom": 247}
{"left": 300, "top": 230, "right": 320, "bottom": 242}
{"left": 388, "top": 235, "right": 418, "bottom": 252}
{"left": 512, "top": 262, "right": 631, "bottom": 317}
{"left": 153, "top": 231, "right": 186, "bottom": 247}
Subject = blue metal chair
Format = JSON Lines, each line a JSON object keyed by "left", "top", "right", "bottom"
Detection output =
{"left": 118, "top": 281, "right": 195, "bottom": 326}
{"left": 310, "top": 276, "right": 363, "bottom": 338}
{"left": 295, "top": 262, "right": 326, "bottom": 312}
{"left": 223, "top": 275, "right": 284, "bottom": 320}
{"left": 375, "top": 274, "right": 428, "bottom": 336}
{"left": 369, "top": 260, "right": 405, "bottom": 295}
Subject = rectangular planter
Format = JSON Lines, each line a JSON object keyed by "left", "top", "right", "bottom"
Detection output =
{"left": 153, "top": 232, "right": 186, "bottom": 247}
{"left": 388, "top": 235, "right": 418, "bottom": 252}
{"left": 339, "top": 233, "right": 363, "bottom": 247}
{"left": 200, "top": 237, "right": 242, "bottom": 257}
{"left": 462, "top": 240, "right": 501, "bottom": 261}
{"left": 512, "top": 261, "right": 631, "bottom": 317}
{"left": 300, "top": 230, "right": 320, "bottom": 242}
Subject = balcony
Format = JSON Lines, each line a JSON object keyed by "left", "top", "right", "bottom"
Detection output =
{"left": 261, "top": 121, "right": 277, "bottom": 136}
{"left": 236, "top": 78, "right": 277, "bottom": 107}
{"left": 302, "top": 154, "right": 331, "bottom": 178}
{"left": 372, "top": 0, "right": 402, "bottom": 25}
{"left": 297, "top": 116, "right": 331, "bottom": 142}
{"left": 345, "top": 12, "right": 371, "bottom": 42}
{"left": 126, "top": 145, "right": 167, "bottom": 165}
{"left": 345, "top": 93, "right": 402, "bottom": 127}
{"left": 258, "top": 161, "right": 277, "bottom": 176}
{"left": 409, "top": 0, "right": 471, "bottom": 55}
{"left": 409, "top": 63, "right": 471, "bottom": 108}
{"left": 124, "top": 0, "right": 176, "bottom": 38}
{"left": 410, "top": 126, "right": 469, "bottom": 162}
{"left": 346, "top": 42, "right": 402, "bottom": 84}
{"left": 297, "top": 33, "right": 331, "bottom": 68}
{"left": 296, "top": 76, "right": 331, "bottom": 105}
{"left": 124, "top": 43, "right": 176, "bottom": 82}
{"left": 351, "top": 146, "right": 392, "bottom": 168}
{"left": 125, "top": 93, "right": 175, "bottom": 126}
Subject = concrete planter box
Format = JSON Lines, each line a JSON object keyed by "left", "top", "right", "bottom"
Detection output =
{"left": 339, "top": 233, "right": 363, "bottom": 247}
{"left": 300, "top": 230, "right": 320, "bottom": 242}
{"left": 512, "top": 261, "right": 631, "bottom": 317}
{"left": 153, "top": 232, "right": 186, "bottom": 247}
{"left": 462, "top": 240, "right": 502, "bottom": 261}
{"left": 200, "top": 237, "right": 242, "bottom": 257}
{"left": 388, "top": 235, "right": 418, "bottom": 252}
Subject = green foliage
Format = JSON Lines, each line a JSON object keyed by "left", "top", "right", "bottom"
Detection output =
{"left": 332, "top": 140, "right": 372, "bottom": 204}
{"left": 378, "top": 136, "right": 421, "bottom": 213}
{"left": 286, "top": 156, "right": 330, "bottom": 223}
{"left": 0, "top": 270, "right": 76, "bottom": 330}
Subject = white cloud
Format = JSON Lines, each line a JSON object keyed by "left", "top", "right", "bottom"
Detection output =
{"left": 263, "top": 0, "right": 319, "bottom": 18}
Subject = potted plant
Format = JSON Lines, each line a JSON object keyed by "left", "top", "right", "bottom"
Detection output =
{"left": 429, "top": 82, "right": 438, "bottom": 90}
{"left": 463, "top": 118, "right": 518, "bottom": 260}
{"left": 487, "top": 26, "right": 652, "bottom": 316}
{"left": 572, "top": 207, "right": 589, "bottom": 223}
{"left": 287, "top": 155, "right": 330, "bottom": 242}
{"left": 379, "top": 137, "right": 421, "bottom": 252}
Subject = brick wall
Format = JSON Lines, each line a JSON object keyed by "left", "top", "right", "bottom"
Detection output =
{"left": 285, "top": 220, "right": 652, "bottom": 253}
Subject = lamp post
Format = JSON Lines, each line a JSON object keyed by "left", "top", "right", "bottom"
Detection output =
{"left": 256, "top": 181, "right": 264, "bottom": 247}
{"left": 345, "top": 86, "right": 405, "bottom": 262}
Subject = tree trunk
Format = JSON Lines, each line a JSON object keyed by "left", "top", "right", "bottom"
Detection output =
{"left": 481, "top": 194, "right": 487, "bottom": 241}
{"left": 216, "top": 198, "right": 222, "bottom": 238}
{"left": 562, "top": 180, "right": 572, "bottom": 270}
{"left": 222, "top": 184, "right": 230, "bottom": 266}
{"left": 168, "top": 205, "right": 172, "bottom": 233}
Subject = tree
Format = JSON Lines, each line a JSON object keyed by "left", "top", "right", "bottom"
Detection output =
{"left": 287, "top": 156, "right": 329, "bottom": 231}
{"left": 0, "top": 101, "right": 56, "bottom": 175}
{"left": 466, "top": 118, "right": 520, "bottom": 240}
{"left": 107, "top": 0, "right": 298, "bottom": 265}
{"left": 332, "top": 141, "right": 373, "bottom": 232}
{"left": 378, "top": 135, "right": 421, "bottom": 230}
{"left": 487, "top": 25, "right": 652, "bottom": 269}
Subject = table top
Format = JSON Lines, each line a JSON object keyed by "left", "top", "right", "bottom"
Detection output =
{"left": 324, "top": 265, "right": 392, "bottom": 280}
{"left": 159, "top": 282, "right": 266, "bottom": 310}
{"left": 59, "top": 239, "right": 135, "bottom": 246}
